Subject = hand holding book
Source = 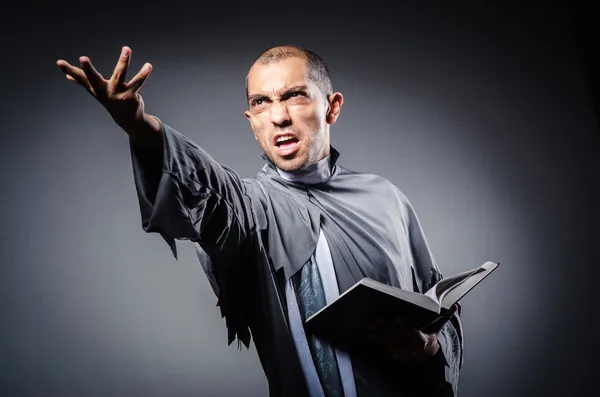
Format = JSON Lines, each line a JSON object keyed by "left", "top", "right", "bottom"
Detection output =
{"left": 365, "top": 303, "right": 459, "bottom": 361}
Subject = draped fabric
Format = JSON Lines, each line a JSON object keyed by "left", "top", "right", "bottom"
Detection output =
{"left": 128, "top": 120, "right": 464, "bottom": 396}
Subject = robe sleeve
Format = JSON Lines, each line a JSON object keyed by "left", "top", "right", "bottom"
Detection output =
{"left": 403, "top": 193, "right": 464, "bottom": 396}
{"left": 128, "top": 118, "right": 257, "bottom": 348}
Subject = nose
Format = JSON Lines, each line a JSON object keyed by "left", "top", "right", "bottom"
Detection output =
{"left": 269, "top": 101, "right": 291, "bottom": 127}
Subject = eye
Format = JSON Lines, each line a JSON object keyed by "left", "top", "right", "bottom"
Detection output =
{"left": 285, "top": 91, "right": 307, "bottom": 100}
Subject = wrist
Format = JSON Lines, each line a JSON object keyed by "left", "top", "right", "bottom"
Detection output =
{"left": 124, "top": 113, "right": 162, "bottom": 143}
{"left": 142, "top": 113, "right": 161, "bottom": 134}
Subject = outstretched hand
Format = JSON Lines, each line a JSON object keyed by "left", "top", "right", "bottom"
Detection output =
{"left": 56, "top": 46, "right": 153, "bottom": 131}
{"left": 366, "top": 304, "right": 458, "bottom": 361}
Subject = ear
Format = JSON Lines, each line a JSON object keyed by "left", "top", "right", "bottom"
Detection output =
{"left": 326, "top": 92, "right": 344, "bottom": 125}
{"left": 244, "top": 110, "right": 259, "bottom": 141}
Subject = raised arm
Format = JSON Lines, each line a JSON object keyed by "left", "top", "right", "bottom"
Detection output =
{"left": 57, "top": 47, "right": 258, "bottom": 347}
{"left": 57, "top": 46, "right": 255, "bottom": 253}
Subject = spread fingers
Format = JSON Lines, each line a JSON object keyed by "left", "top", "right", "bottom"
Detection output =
{"left": 125, "top": 63, "right": 153, "bottom": 93}
{"left": 56, "top": 60, "right": 95, "bottom": 95}
{"left": 79, "top": 56, "right": 106, "bottom": 96}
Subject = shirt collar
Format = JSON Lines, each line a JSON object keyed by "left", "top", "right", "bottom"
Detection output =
{"left": 261, "top": 146, "right": 341, "bottom": 185}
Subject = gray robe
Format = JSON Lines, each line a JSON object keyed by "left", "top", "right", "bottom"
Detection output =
{"left": 129, "top": 120, "right": 464, "bottom": 397}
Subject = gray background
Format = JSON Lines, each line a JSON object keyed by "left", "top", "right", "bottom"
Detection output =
{"left": 1, "top": 1, "right": 598, "bottom": 396}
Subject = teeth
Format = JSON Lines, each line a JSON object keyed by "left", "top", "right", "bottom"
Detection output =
{"left": 276, "top": 135, "right": 295, "bottom": 143}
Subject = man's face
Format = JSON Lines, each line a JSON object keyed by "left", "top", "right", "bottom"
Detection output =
{"left": 245, "top": 57, "right": 342, "bottom": 171}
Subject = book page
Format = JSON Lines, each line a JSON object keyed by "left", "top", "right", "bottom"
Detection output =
{"left": 439, "top": 261, "right": 498, "bottom": 309}
{"left": 424, "top": 266, "right": 484, "bottom": 304}
{"left": 361, "top": 278, "right": 440, "bottom": 313}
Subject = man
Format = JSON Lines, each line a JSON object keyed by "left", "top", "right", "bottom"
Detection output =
{"left": 56, "top": 45, "right": 464, "bottom": 397}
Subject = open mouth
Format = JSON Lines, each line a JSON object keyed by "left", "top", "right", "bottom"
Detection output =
{"left": 275, "top": 136, "right": 299, "bottom": 147}
{"left": 274, "top": 134, "right": 300, "bottom": 156}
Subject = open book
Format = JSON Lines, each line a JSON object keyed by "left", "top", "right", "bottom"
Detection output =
{"left": 304, "top": 261, "right": 499, "bottom": 350}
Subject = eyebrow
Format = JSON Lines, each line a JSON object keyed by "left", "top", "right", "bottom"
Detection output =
{"left": 248, "top": 85, "right": 310, "bottom": 103}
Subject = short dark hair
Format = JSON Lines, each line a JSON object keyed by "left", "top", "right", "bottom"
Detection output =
{"left": 245, "top": 45, "right": 333, "bottom": 102}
